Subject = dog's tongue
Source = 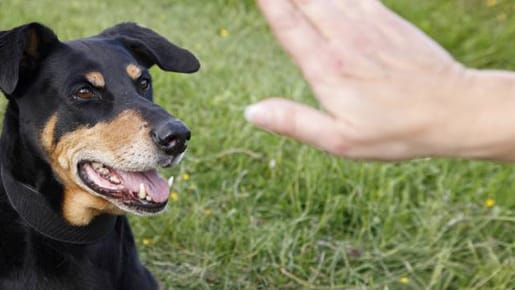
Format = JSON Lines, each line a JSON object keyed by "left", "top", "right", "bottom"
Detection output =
{"left": 118, "top": 169, "right": 170, "bottom": 203}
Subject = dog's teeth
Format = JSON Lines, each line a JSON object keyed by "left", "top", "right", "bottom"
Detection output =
{"left": 92, "top": 162, "right": 109, "bottom": 175}
{"left": 98, "top": 167, "right": 109, "bottom": 175}
{"left": 92, "top": 162, "right": 103, "bottom": 170}
{"left": 138, "top": 183, "right": 147, "bottom": 199}
{"left": 109, "top": 175, "right": 121, "bottom": 184}
{"left": 145, "top": 195, "right": 152, "bottom": 201}
{"left": 168, "top": 176, "right": 174, "bottom": 187}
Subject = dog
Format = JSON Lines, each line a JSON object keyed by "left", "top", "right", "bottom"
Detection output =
{"left": 0, "top": 22, "right": 199, "bottom": 289}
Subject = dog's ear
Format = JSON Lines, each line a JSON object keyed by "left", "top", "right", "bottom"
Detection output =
{"left": 99, "top": 22, "right": 200, "bottom": 73}
{"left": 0, "top": 23, "right": 59, "bottom": 96}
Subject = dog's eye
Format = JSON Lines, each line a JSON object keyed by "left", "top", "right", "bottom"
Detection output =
{"left": 73, "top": 87, "right": 95, "bottom": 100}
{"left": 138, "top": 79, "right": 150, "bottom": 90}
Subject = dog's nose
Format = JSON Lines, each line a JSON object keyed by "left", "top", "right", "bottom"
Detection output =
{"left": 151, "top": 121, "right": 190, "bottom": 155}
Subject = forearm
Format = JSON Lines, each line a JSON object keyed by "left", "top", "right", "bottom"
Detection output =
{"left": 436, "top": 69, "right": 515, "bottom": 161}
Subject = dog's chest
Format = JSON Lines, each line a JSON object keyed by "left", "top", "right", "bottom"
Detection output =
{"left": 0, "top": 214, "right": 158, "bottom": 290}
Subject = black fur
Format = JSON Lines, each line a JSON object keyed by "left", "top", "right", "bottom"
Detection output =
{"left": 0, "top": 22, "right": 199, "bottom": 290}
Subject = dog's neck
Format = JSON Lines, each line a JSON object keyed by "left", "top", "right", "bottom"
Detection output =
{"left": 0, "top": 102, "right": 117, "bottom": 244}
{"left": 0, "top": 103, "right": 52, "bottom": 184}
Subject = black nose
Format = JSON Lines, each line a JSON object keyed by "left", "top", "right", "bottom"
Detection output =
{"left": 151, "top": 121, "right": 190, "bottom": 155}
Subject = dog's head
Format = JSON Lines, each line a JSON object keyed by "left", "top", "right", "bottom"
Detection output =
{"left": 0, "top": 23, "right": 199, "bottom": 225}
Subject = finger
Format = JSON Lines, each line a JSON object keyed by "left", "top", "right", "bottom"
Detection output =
{"left": 345, "top": 0, "right": 451, "bottom": 56}
{"left": 292, "top": 0, "right": 358, "bottom": 39}
{"left": 286, "top": 0, "right": 393, "bottom": 79}
{"left": 256, "top": 0, "right": 339, "bottom": 81}
{"left": 244, "top": 98, "right": 348, "bottom": 155}
{"left": 356, "top": 0, "right": 428, "bottom": 37}
{"left": 292, "top": 0, "right": 387, "bottom": 49}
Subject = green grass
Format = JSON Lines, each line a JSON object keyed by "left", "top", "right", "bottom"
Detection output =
{"left": 1, "top": 0, "right": 515, "bottom": 289}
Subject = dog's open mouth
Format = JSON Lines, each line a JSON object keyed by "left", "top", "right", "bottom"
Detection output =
{"left": 78, "top": 161, "right": 170, "bottom": 213}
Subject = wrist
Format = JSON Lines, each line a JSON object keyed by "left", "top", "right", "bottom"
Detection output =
{"left": 437, "top": 68, "right": 515, "bottom": 161}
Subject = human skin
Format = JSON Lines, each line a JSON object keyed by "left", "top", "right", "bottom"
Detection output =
{"left": 246, "top": 0, "right": 515, "bottom": 161}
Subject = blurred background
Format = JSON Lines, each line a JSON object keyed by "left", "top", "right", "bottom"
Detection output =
{"left": 1, "top": 0, "right": 514, "bottom": 289}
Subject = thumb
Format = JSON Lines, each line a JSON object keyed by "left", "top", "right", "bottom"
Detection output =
{"left": 244, "top": 98, "right": 347, "bottom": 155}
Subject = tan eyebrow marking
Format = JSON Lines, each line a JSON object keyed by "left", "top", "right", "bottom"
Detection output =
{"left": 85, "top": 71, "right": 105, "bottom": 88}
{"left": 126, "top": 64, "right": 142, "bottom": 80}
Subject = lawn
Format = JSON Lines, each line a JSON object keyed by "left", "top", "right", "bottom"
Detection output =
{"left": 1, "top": 0, "right": 514, "bottom": 289}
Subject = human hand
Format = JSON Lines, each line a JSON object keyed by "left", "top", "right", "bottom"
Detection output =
{"left": 246, "top": 0, "right": 475, "bottom": 160}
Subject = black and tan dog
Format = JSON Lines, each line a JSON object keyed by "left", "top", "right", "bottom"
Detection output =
{"left": 0, "top": 22, "right": 199, "bottom": 289}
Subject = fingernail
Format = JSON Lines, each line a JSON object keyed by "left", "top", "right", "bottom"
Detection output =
{"left": 244, "top": 104, "right": 266, "bottom": 124}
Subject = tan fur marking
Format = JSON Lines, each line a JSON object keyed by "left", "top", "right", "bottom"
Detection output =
{"left": 41, "top": 114, "right": 58, "bottom": 150}
{"left": 62, "top": 182, "right": 119, "bottom": 225}
{"left": 126, "top": 64, "right": 142, "bottom": 80}
{"left": 85, "top": 71, "right": 105, "bottom": 88}
{"left": 41, "top": 110, "right": 152, "bottom": 225}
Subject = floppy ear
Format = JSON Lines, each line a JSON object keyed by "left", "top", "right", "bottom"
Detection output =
{"left": 0, "top": 23, "right": 59, "bottom": 96}
{"left": 99, "top": 22, "right": 200, "bottom": 73}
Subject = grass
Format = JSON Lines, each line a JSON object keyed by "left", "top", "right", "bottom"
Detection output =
{"left": 1, "top": 0, "right": 515, "bottom": 289}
